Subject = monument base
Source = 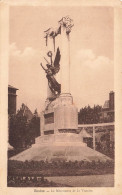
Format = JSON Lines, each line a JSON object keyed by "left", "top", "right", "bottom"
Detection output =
{"left": 41, "top": 93, "right": 78, "bottom": 135}
{"left": 35, "top": 133, "right": 86, "bottom": 146}
{"left": 10, "top": 133, "right": 111, "bottom": 162}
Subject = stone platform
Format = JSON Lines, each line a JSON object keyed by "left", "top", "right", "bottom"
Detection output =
{"left": 10, "top": 133, "right": 111, "bottom": 162}
{"left": 35, "top": 133, "right": 86, "bottom": 146}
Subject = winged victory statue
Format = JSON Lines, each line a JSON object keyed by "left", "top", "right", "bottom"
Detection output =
{"left": 40, "top": 47, "right": 61, "bottom": 96}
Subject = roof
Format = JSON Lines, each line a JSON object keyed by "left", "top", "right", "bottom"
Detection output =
{"left": 17, "top": 104, "right": 33, "bottom": 120}
{"left": 101, "top": 110, "right": 114, "bottom": 114}
{"left": 8, "top": 85, "right": 18, "bottom": 90}
{"left": 80, "top": 128, "right": 92, "bottom": 138}
{"left": 109, "top": 91, "right": 114, "bottom": 94}
{"left": 8, "top": 143, "right": 14, "bottom": 151}
{"left": 103, "top": 100, "right": 109, "bottom": 109}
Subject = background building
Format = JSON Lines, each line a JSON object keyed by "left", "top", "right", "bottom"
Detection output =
{"left": 8, "top": 85, "right": 18, "bottom": 115}
{"left": 8, "top": 85, "right": 18, "bottom": 155}
{"left": 17, "top": 103, "right": 33, "bottom": 122}
{"left": 100, "top": 91, "right": 114, "bottom": 123}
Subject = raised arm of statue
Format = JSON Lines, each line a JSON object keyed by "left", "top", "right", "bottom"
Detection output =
{"left": 40, "top": 63, "right": 46, "bottom": 71}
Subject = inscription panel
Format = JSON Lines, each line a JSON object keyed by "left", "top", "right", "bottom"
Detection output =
{"left": 44, "top": 112, "right": 54, "bottom": 124}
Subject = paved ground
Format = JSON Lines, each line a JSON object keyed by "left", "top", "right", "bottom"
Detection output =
{"left": 46, "top": 174, "right": 114, "bottom": 187}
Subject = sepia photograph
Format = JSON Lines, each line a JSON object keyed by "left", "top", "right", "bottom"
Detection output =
{"left": 7, "top": 5, "right": 115, "bottom": 187}
{"left": 1, "top": 1, "right": 122, "bottom": 193}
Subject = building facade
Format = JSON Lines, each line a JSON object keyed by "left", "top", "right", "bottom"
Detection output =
{"left": 8, "top": 85, "right": 18, "bottom": 115}
{"left": 100, "top": 91, "right": 114, "bottom": 123}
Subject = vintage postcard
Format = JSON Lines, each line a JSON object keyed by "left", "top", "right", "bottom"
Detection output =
{"left": 0, "top": 0, "right": 122, "bottom": 194}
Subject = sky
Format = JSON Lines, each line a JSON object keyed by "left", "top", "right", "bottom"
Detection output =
{"left": 9, "top": 6, "right": 114, "bottom": 113}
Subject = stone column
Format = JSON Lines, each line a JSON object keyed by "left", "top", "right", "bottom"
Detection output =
{"left": 93, "top": 126, "right": 96, "bottom": 150}
{"left": 60, "top": 26, "right": 70, "bottom": 93}
{"left": 54, "top": 17, "right": 78, "bottom": 132}
{"left": 59, "top": 16, "right": 73, "bottom": 94}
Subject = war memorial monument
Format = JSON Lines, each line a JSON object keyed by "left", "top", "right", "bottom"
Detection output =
{"left": 10, "top": 16, "right": 110, "bottom": 162}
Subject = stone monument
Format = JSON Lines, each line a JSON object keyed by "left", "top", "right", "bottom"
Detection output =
{"left": 37, "top": 16, "right": 81, "bottom": 144}
{"left": 10, "top": 17, "right": 111, "bottom": 162}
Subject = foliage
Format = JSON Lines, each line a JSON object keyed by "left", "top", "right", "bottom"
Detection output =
{"left": 8, "top": 159, "right": 114, "bottom": 172}
{"left": 9, "top": 114, "right": 28, "bottom": 148}
{"left": 7, "top": 175, "right": 65, "bottom": 187}
{"left": 9, "top": 105, "right": 40, "bottom": 149}
{"left": 8, "top": 159, "right": 114, "bottom": 177}
{"left": 28, "top": 112, "right": 40, "bottom": 138}
{"left": 78, "top": 105, "right": 102, "bottom": 124}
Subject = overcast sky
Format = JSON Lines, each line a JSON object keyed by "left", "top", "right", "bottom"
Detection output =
{"left": 9, "top": 6, "right": 114, "bottom": 113}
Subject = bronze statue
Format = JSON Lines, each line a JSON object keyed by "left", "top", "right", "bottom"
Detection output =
{"left": 40, "top": 47, "right": 61, "bottom": 95}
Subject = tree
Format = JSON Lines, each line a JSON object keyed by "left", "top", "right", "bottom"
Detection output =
{"left": 9, "top": 114, "right": 28, "bottom": 148}
{"left": 33, "top": 109, "right": 38, "bottom": 117}
{"left": 78, "top": 105, "right": 102, "bottom": 124}
{"left": 28, "top": 113, "right": 40, "bottom": 139}
{"left": 9, "top": 105, "right": 40, "bottom": 149}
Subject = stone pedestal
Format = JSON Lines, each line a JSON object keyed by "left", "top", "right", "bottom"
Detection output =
{"left": 35, "top": 133, "right": 85, "bottom": 146}
{"left": 54, "top": 93, "right": 78, "bottom": 131}
{"left": 40, "top": 92, "right": 78, "bottom": 137}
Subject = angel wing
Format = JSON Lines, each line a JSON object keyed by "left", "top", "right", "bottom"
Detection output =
{"left": 53, "top": 47, "right": 61, "bottom": 74}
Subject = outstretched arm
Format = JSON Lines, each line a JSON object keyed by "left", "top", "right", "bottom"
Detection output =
{"left": 40, "top": 63, "right": 46, "bottom": 71}
{"left": 50, "top": 55, "right": 53, "bottom": 66}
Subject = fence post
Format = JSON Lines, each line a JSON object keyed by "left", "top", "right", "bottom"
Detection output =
{"left": 93, "top": 126, "right": 95, "bottom": 150}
